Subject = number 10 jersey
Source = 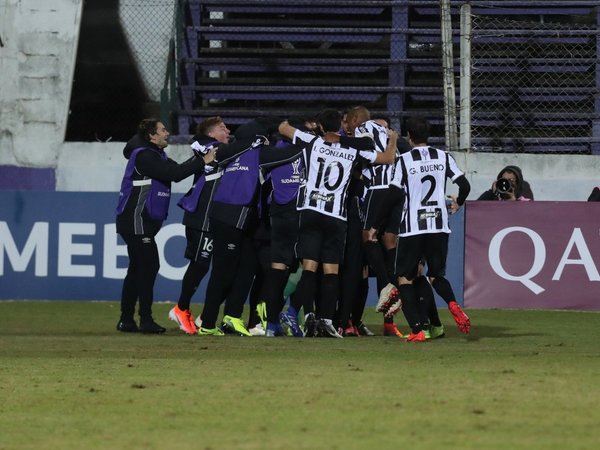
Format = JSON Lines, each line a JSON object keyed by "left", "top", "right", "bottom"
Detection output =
{"left": 293, "top": 129, "right": 377, "bottom": 221}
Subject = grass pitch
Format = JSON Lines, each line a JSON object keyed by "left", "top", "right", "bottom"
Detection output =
{"left": 0, "top": 301, "right": 598, "bottom": 450}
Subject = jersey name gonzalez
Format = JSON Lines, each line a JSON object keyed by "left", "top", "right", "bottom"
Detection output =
{"left": 293, "top": 129, "right": 377, "bottom": 220}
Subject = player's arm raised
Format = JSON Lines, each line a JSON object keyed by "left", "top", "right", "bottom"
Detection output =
{"left": 373, "top": 129, "right": 398, "bottom": 165}
{"left": 278, "top": 120, "right": 297, "bottom": 141}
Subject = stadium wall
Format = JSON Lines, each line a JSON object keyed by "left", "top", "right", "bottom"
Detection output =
{"left": 1, "top": 2, "right": 598, "bottom": 199}
{"left": 55, "top": 144, "right": 600, "bottom": 202}
{"left": 0, "top": 0, "right": 83, "bottom": 167}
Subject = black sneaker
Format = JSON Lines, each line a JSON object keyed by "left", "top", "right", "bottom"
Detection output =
{"left": 116, "top": 320, "right": 138, "bottom": 332}
{"left": 357, "top": 322, "right": 375, "bottom": 336}
{"left": 139, "top": 320, "right": 166, "bottom": 334}
{"left": 303, "top": 312, "right": 318, "bottom": 338}
{"left": 316, "top": 319, "right": 343, "bottom": 338}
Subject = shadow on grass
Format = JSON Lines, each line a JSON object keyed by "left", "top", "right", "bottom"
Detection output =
{"left": 465, "top": 323, "right": 544, "bottom": 341}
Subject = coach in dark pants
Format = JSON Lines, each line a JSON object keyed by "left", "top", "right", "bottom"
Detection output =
{"left": 115, "top": 118, "right": 214, "bottom": 333}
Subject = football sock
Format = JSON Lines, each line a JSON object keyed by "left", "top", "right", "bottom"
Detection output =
{"left": 398, "top": 284, "right": 423, "bottom": 333}
{"left": 295, "top": 269, "right": 317, "bottom": 315}
{"left": 289, "top": 293, "right": 302, "bottom": 315}
{"left": 431, "top": 277, "right": 457, "bottom": 306}
{"left": 385, "top": 248, "right": 397, "bottom": 283}
{"left": 352, "top": 277, "right": 369, "bottom": 325}
{"left": 177, "top": 258, "right": 210, "bottom": 311}
{"left": 263, "top": 268, "right": 289, "bottom": 323}
{"left": 364, "top": 241, "right": 390, "bottom": 292}
{"left": 414, "top": 276, "right": 441, "bottom": 326}
{"left": 319, "top": 273, "right": 339, "bottom": 320}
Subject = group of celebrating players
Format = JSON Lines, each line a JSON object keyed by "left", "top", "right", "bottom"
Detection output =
{"left": 115, "top": 106, "right": 472, "bottom": 341}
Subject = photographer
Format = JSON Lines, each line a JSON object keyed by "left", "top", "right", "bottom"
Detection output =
{"left": 477, "top": 165, "right": 533, "bottom": 201}
{"left": 587, "top": 186, "right": 600, "bottom": 201}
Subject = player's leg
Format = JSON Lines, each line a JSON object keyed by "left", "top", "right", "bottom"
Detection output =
{"left": 424, "top": 233, "right": 470, "bottom": 334}
{"left": 171, "top": 229, "right": 212, "bottom": 334}
{"left": 315, "top": 216, "right": 346, "bottom": 338}
{"left": 394, "top": 235, "right": 427, "bottom": 341}
{"left": 221, "top": 228, "right": 257, "bottom": 336}
{"left": 337, "top": 196, "right": 363, "bottom": 335}
{"left": 264, "top": 205, "right": 300, "bottom": 336}
{"left": 293, "top": 210, "right": 323, "bottom": 337}
{"left": 198, "top": 218, "right": 242, "bottom": 333}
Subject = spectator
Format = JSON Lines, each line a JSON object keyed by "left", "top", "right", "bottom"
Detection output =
{"left": 478, "top": 165, "right": 533, "bottom": 201}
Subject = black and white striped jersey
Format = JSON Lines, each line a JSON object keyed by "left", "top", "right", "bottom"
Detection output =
{"left": 390, "top": 145, "right": 464, "bottom": 236}
{"left": 293, "top": 129, "right": 378, "bottom": 221}
{"left": 355, "top": 120, "right": 394, "bottom": 190}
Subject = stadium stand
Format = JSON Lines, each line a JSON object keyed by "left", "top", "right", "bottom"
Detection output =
{"left": 169, "top": 0, "right": 599, "bottom": 154}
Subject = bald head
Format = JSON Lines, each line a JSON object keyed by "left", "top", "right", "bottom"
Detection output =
{"left": 346, "top": 106, "right": 370, "bottom": 134}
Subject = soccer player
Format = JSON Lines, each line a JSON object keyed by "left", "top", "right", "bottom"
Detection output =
{"left": 388, "top": 116, "right": 471, "bottom": 341}
{"left": 168, "top": 117, "right": 230, "bottom": 335}
{"left": 197, "top": 118, "right": 304, "bottom": 336}
{"left": 345, "top": 106, "right": 405, "bottom": 337}
{"left": 278, "top": 109, "right": 398, "bottom": 338}
{"left": 258, "top": 118, "right": 314, "bottom": 337}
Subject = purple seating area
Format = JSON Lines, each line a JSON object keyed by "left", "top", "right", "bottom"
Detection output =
{"left": 176, "top": 0, "right": 407, "bottom": 137}
{"left": 172, "top": 0, "right": 599, "bottom": 154}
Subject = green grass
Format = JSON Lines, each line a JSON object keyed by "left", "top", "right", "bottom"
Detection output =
{"left": 1, "top": 301, "right": 599, "bottom": 450}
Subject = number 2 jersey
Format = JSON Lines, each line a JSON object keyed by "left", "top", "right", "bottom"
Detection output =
{"left": 292, "top": 129, "right": 378, "bottom": 221}
{"left": 390, "top": 145, "right": 464, "bottom": 236}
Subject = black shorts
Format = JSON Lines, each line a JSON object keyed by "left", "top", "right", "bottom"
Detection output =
{"left": 384, "top": 200, "right": 402, "bottom": 234}
{"left": 361, "top": 188, "right": 390, "bottom": 231}
{"left": 393, "top": 232, "right": 448, "bottom": 280}
{"left": 269, "top": 203, "right": 299, "bottom": 266}
{"left": 296, "top": 209, "right": 347, "bottom": 264}
{"left": 184, "top": 228, "right": 214, "bottom": 262}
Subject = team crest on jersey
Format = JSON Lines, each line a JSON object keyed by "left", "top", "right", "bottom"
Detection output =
{"left": 291, "top": 159, "right": 301, "bottom": 175}
{"left": 420, "top": 148, "right": 429, "bottom": 159}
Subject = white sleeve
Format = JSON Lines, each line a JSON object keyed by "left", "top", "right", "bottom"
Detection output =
{"left": 358, "top": 149, "right": 377, "bottom": 164}
{"left": 355, "top": 123, "right": 374, "bottom": 139}
{"left": 447, "top": 153, "right": 464, "bottom": 181}
{"left": 293, "top": 129, "right": 316, "bottom": 145}
{"left": 389, "top": 159, "right": 404, "bottom": 189}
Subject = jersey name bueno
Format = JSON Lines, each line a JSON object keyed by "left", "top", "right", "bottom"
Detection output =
{"left": 390, "top": 145, "right": 464, "bottom": 236}
{"left": 356, "top": 120, "right": 393, "bottom": 189}
{"left": 293, "top": 129, "right": 377, "bottom": 220}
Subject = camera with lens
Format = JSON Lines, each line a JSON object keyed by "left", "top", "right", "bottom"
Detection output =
{"left": 495, "top": 178, "right": 514, "bottom": 199}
